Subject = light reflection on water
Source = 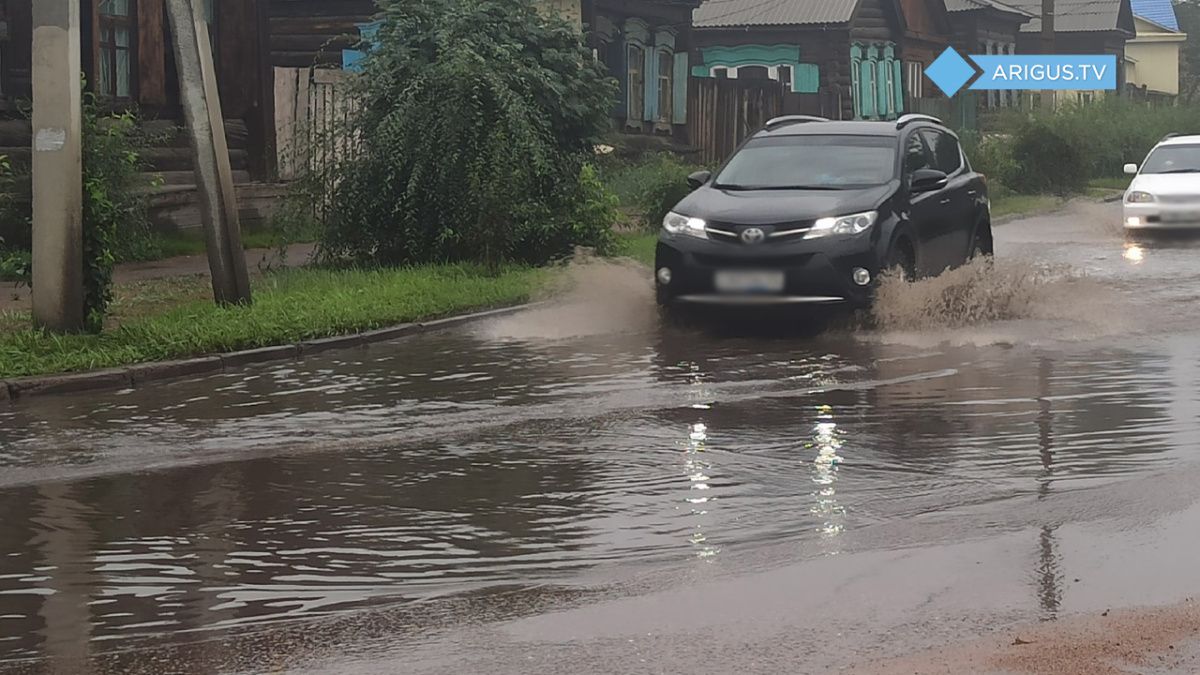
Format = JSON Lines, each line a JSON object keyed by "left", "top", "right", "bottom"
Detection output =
{"left": 0, "top": 324, "right": 1196, "bottom": 665}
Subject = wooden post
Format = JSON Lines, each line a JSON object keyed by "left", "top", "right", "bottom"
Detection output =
{"left": 31, "top": 0, "right": 84, "bottom": 332}
{"left": 164, "top": 0, "right": 251, "bottom": 305}
{"left": 1040, "top": 0, "right": 1055, "bottom": 110}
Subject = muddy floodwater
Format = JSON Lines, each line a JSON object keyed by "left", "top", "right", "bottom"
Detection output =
{"left": 4, "top": 202, "right": 1200, "bottom": 674}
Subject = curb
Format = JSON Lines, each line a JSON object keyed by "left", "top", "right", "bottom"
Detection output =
{"left": 1, "top": 303, "right": 536, "bottom": 405}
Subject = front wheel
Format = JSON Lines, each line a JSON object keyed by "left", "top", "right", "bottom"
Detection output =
{"left": 883, "top": 242, "right": 916, "bottom": 283}
{"left": 969, "top": 226, "right": 994, "bottom": 261}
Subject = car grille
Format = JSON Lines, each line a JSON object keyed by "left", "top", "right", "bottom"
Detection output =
{"left": 704, "top": 220, "right": 814, "bottom": 245}
{"left": 693, "top": 252, "right": 814, "bottom": 269}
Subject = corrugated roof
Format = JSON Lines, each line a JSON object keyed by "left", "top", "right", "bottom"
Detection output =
{"left": 1003, "top": 0, "right": 1128, "bottom": 33}
{"left": 693, "top": 0, "right": 856, "bottom": 29}
{"left": 944, "top": 0, "right": 1034, "bottom": 18}
{"left": 1130, "top": 0, "right": 1179, "bottom": 30}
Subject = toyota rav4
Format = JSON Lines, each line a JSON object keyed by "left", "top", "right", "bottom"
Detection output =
{"left": 654, "top": 114, "right": 993, "bottom": 309}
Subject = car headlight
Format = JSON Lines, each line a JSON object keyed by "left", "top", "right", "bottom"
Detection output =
{"left": 805, "top": 211, "right": 878, "bottom": 239}
{"left": 662, "top": 211, "right": 707, "bottom": 239}
{"left": 1126, "top": 191, "right": 1155, "bottom": 204}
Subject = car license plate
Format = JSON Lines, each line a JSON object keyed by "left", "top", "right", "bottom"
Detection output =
{"left": 714, "top": 270, "right": 785, "bottom": 294}
{"left": 1162, "top": 211, "right": 1200, "bottom": 223}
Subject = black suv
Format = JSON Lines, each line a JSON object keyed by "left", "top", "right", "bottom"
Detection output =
{"left": 654, "top": 114, "right": 992, "bottom": 308}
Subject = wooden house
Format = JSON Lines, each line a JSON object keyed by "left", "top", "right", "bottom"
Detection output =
{"left": 691, "top": 0, "right": 907, "bottom": 121}
{"left": 1006, "top": 0, "right": 1136, "bottom": 93}
{"left": 582, "top": 0, "right": 702, "bottom": 137}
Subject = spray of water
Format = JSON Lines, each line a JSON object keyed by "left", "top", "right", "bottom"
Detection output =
{"left": 870, "top": 257, "right": 1129, "bottom": 338}
{"left": 480, "top": 252, "right": 657, "bottom": 341}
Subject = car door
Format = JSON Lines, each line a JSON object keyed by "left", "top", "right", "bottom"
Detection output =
{"left": 901, "top": 130, "right": 950, "bottom": 276}
{"left": 920, "top": 129, "right": 975, "bottom": 267}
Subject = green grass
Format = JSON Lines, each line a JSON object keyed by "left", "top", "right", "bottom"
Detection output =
{"left": 154, "top": 227, "right": 317, "bottom": 259}
{"left": 0, "top": 264, "right": 545, "bottom": 379}
{"left": 614, "top": 232, "right": 657, "bottom": 267}
{"left": 991, "top": 193, "right": 1063, "bottom": 220}
{"left": 1088, "top": 176, "right": 1131, "bottom": 191}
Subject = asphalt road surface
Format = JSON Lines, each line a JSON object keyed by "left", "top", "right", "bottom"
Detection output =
{"left": 4, "top": 201, "right": 1200, "bottom": 674}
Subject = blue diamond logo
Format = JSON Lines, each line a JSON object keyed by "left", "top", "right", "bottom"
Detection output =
{"left": 925, "top": 47, "right": 978, "bottom": 97}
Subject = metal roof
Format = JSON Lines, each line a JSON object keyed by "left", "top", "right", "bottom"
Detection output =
{"left": 944, "top": 0, "right": 1035, "bottom": 18}
{"left": 693, "top": 0, "right": 857, "bottom": 29}
{"left": 1130, "top": 0, "right": 1179, "bottom": 30}
{"left": 1003, "top": 0, "right": 1130, "bottom": 33}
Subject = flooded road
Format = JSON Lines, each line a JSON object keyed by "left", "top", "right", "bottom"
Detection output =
{"left": 4, "top": 201, "right": 1200, "bottom": 674}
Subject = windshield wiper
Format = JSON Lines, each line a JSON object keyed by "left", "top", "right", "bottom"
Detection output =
{"left": 1154, "top": 169, "right": 1200, "bottom": 174}
{"left": 715, "top": 184, "right": 843, "bottom": 191}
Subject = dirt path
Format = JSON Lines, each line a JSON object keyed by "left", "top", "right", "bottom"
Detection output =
{"left": 0, "top": 242, "right": 316, "bottom": 313}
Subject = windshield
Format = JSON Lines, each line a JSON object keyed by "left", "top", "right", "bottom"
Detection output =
{"left": 714, "top": 135, "right": 897, "bottom": 190}
{"left": 1141, "top": 145, "right": 1200, "bottom": 174}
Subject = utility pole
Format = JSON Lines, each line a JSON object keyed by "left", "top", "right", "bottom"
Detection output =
{"left": 31, "top": 0, "right": 84, "bottom": 332}
{"left": 164, "top": 0, "right": 252, "bottom": 305}
{"left": 1040, "top": 0, "right": 1056, "bottom": 110}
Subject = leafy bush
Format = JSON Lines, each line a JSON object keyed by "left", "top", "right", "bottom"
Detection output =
{"left": 81, "top": 96, "right": 160, "bottom": 331}
{"left": 599, "top": 153, "right": 701, "bottom": 229}
{"left": 318, "top": 0, "right": 618, "bottom": 268}
{"left": 1006, "top": 119, "right": 1086, "bottom": 195}
{"left": 976, "top": 98, "right": 1200, "bottom": 194}
{"left": 0, "top": 248, "right": 30, "bottom": 284}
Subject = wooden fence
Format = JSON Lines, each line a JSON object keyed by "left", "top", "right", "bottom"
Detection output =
{"left": 909, "top": 94, "right": 981, "bottom": 131}
{"left": 687, "top": 78, "right": 785, "bottom": 165}
{"left": 273, "top": 67, "right": 360, "bottom": 182}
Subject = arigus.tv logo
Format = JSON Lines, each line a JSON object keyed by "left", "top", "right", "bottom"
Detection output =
{"left": 924, "top": 47, "right": 1117, "bottom": 97}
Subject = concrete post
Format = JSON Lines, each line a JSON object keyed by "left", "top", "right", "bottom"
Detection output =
{"left": 164, "top": 0, "right": 252, "bottom": 305}
{"left": 31, "top": 0, "right": 84, "bottom": 332}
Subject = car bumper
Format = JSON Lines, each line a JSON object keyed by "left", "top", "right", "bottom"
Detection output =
{"left": 654, "top": 234, "right": 879, "bottom": 307}
{"left": 1123, "top": 202, "right": 1200, "bottom": 229}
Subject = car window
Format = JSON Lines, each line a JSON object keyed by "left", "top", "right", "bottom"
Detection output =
{"left": 921, "top": 129, "right": 963, "bottom": 175}
{"left": 714, "top": 135, "right": 897, "bottom": 190}
{"left": 903, "top": 133, "right": 933, "bottom": 175}
{"left": 1140, "top": 144, "right": 1200, "bottom": 174}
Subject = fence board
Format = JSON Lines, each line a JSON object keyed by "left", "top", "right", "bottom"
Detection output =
{"left": 687, "top": 78, "right": 785, "bottom": 165}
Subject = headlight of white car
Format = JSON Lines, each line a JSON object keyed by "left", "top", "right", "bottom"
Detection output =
{"left": 662, "top": 211, "right": 707, "bottom": 239}
{"left": 805, "top": 211, "right": 878, "bottom": 240}
{"left": 1126, "top": 191, "right": 1155, "bottom": 204}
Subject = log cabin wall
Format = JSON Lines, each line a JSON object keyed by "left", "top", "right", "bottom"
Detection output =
{"left": 267, "top": 0, "right": 378, "bottom": 68}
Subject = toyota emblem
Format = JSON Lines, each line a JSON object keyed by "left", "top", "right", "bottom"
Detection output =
{"left": 741, "top": 227, "right": 766, "bottom": 245}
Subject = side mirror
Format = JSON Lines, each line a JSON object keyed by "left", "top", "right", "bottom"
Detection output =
{"left": 687, "top": 170, "right": 712, "bottom": 190}
{"left": 1124, "top": 163, "right": 1139, "bottom": 176}
{"left": 910, "top": 168, "right": 949, "bottom": 193}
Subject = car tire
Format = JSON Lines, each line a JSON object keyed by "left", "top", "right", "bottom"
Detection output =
{"left": 969, "top": 226, "right": 994, "bottom": 262}
{"left": 883, "top": 241, "right": 916, "bottom": 282}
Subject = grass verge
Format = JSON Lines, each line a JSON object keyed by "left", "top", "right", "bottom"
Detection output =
{"left": 991, "top": 193, "right": 1064, "bottom": 220}
{"left": 614, "top": 232, "right": 657, "bottom": 267}
{"left": 0, "top": 265, "right": 545, "bottom": 379}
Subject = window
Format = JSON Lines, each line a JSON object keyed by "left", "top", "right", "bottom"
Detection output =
{"left": 715, "top": 135, "right": 899, "bottom": 189}
{"left": 739, "top": 65, "right": 770, "bottom": 80}
{"left": 906, "top": 61, "right": 923, "bottom": 99}
{"left": 920, "top": 130, "right": 963, "bottom": 175}
{"left": 777, "top": 65, "right": 793, "bottom": 92}
{"left": 713, "top": 67, "right": 729, "bottom": 79}
{"left": 627, "top": 44, "right": 645, "bottom": 122}
{"left": 203, "top": 0, "right": 218, "bottom": 64}
{"left": 98, "top": 0, "right": 135, "bottom": 99}
{"left": 903, "top": 133, "right": 933, "bottom": 176}
{"left": 657, "top": 50, "right": 673, "bottom": 124}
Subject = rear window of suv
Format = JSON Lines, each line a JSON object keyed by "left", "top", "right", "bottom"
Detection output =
{"left": 714, "top": 135, "right": 897, "bottom": 190}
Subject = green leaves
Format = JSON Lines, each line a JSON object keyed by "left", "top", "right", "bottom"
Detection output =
{"left": 319, "top": 0, "right": 618, "bottom": 268}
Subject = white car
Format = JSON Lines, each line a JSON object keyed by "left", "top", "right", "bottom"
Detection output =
{"left": 1124, "top": 134, "right": 1200, "bottom": 230}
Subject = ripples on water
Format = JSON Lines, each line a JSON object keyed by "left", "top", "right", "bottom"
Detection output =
{"left": 0, "top": 313, "right": 1198, "bottom": 664}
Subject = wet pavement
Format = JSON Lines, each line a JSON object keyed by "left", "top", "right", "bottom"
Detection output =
{"left": 4, "top": 201, "right": 1200, "bottom": 674}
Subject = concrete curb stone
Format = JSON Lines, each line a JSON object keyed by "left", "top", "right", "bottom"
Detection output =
{"left": 127, "top": 357, "right": 223, "bottom": 384}
{"left": 2, "top": 302, "right": 535, "bottom": 404}
{"left": 8, "top": 368, "right": 134, "bottom": 397}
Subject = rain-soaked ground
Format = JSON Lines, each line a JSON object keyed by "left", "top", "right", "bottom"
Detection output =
{"left": 4, "top": 201, "right": 1200, "bottom": 674}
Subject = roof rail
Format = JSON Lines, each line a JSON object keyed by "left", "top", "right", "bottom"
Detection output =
{"left": 764, "top": 115, "right": 830, "bottom": 129}
{"left": 896, "top": 114, "right": 943, "bottom": 129}
{"left": 1161, "top": 132, "right": 1182, "bottom": 143}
